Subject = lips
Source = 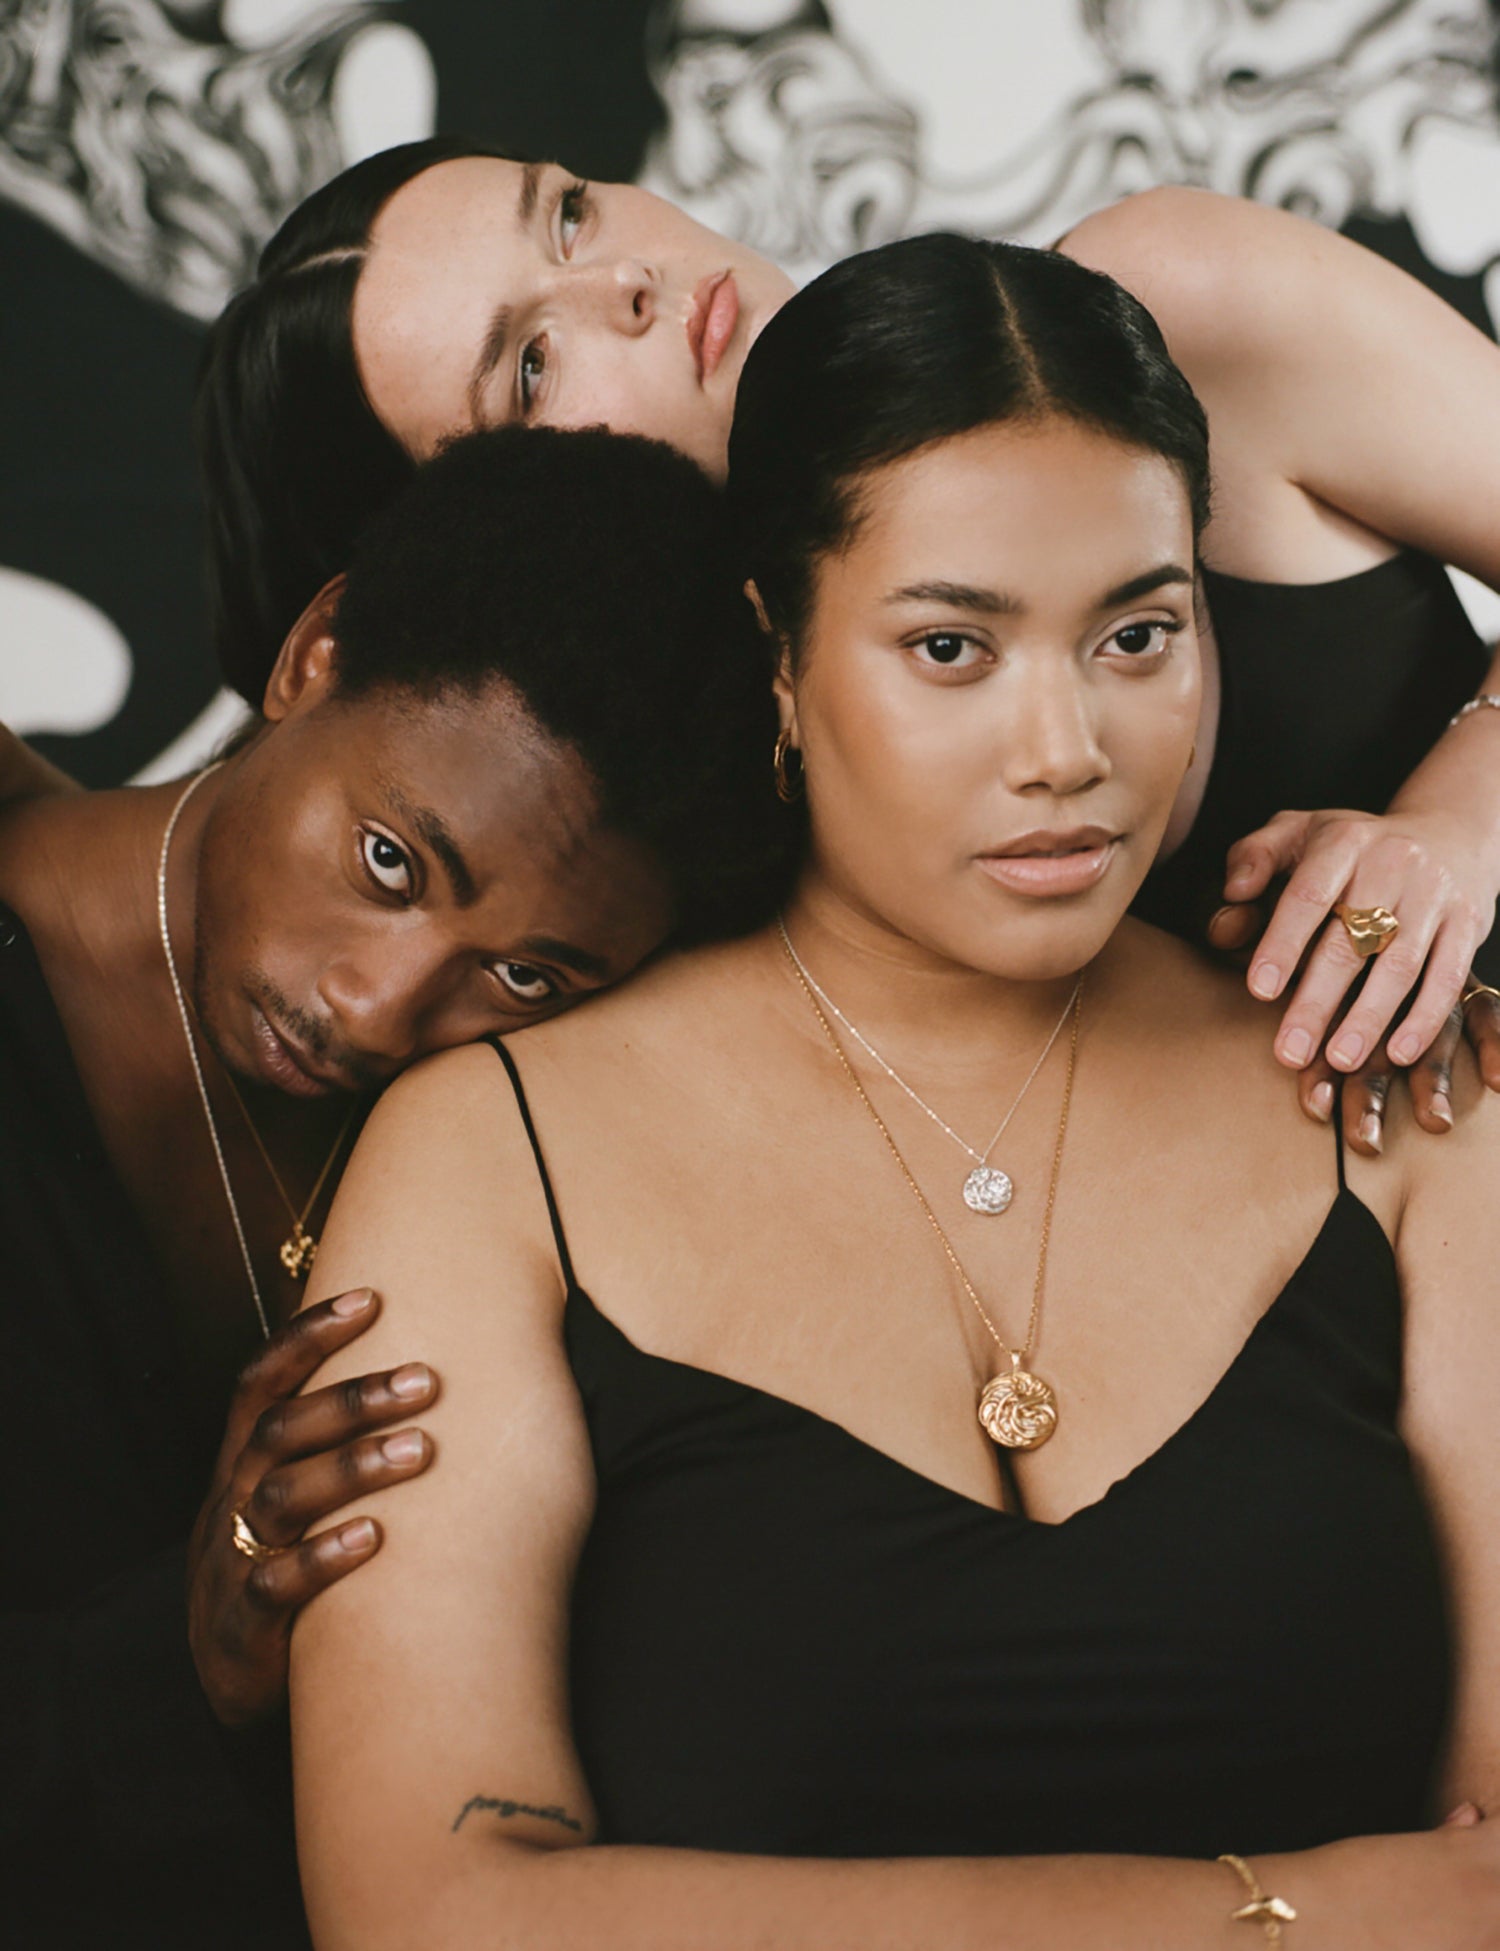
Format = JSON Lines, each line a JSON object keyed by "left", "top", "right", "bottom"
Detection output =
{"left": 975, "top": 829, "right": 1121, "bottom": 899}
{"left": 250, "top": 1006, "right": 343, "bottom": 1099}
{"left": 686, "top": 270, "right": 740, "bottom": 384}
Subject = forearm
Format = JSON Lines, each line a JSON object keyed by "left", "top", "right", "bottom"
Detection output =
{"left": 308, "top": 1832, "right": 1342, "bottom": 1951}
{"left": 0, "top": 723, "right": 78, "bottom": 800}
{"left": 1387, "top": 645, "right": 1500, "bottom": 889}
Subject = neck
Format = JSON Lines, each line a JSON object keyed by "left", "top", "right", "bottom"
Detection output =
{"left": 778, "top": 872, "right": 1109, "bottom": 1071}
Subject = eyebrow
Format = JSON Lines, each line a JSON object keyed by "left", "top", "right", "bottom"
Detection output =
{"left": 380, "top": 782, "right": 478, "bottom": 907}
{"left": 884, "top": 563, "right": 1195, "bottom": 615}
{"left": 464, "top": 162, "right": 546, "bottom": 424}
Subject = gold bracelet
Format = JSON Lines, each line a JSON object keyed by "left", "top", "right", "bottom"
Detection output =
{"left": 1218, "top": 1854, "right": 1298, "bottom": 1943}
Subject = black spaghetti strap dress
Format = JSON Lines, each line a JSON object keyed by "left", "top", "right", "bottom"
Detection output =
{"left": 1135, "top": 550, "right": 1497, "bottom": 981}
{"left": 490, "top": 1039, "right": 1450, "bottom": 1864}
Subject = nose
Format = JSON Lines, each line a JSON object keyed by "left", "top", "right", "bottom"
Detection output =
{"left": 573, "top": 256, "right": 656, "bottom": 335}
{"left": 1000, "top": 663, "right": 1110, "bottom": 800}
{"left": 317, "top": 934, "right": 451, "bottom": 1072}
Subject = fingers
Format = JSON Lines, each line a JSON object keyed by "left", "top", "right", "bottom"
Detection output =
{"left": 1406, "top": 1007, "right": 1463, "bottom": 1134}
{"left": 241, "top": 1517, "right": 383, "bottom": 1617}
{"left": 240, "top": 1427, "right": 434, "bottom": 1549}
{"left": 1224, "top": 809, "right": 1314, "bottom": 904}
{"left": 1384, "top": 918, "right": 1482, "bottom": 1068}
{"left": 220, "top": 1288, "right": 381, "bottom": 1455}
{"left": 1462, "top": 986, "right": 1500, "bottom": 1093}
{"left": 1246, "top": 818, "right": 1368, "bottom": 1007}
{"left": 1342, "top": 1062, "right": 1390, "bottom": 1159}
{"left": 1271, "top": 881, "right": 1443, "bottom": 1075}
{"left": 1206, "top": 900, "right": 1265, "bottom": 958}
{"left": 1297, "top": 1051, "right": 1338, "bottom": 1126}
{"left": 244, "top": 1361, "right": 437, "bottom": 1474}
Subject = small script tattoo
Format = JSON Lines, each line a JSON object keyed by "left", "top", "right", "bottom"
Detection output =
{"left": 451, "top": 1794, "right": 583, "bottom": 1836}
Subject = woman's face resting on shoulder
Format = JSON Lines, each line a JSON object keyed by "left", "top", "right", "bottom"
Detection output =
{"left": 353, "top": 155, "right": 796, "bottom": 476}
{"left": 780, "top": 419, "right": 1200, "bottom": 978}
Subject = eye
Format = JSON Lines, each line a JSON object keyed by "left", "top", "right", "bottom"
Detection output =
{"left": 359, "top": 829, "right": 413, "bottom": 896}
{"left": 910, "top": 631, "right": 987, "bottom": 671}
{"left": 518, "top": 336, "right": 548, "bottom": 414}
{"left": 494, "top": 961, "right": 557, "bottom": 1004}
{"left": 558, "top": 180, "right": 590, "bottom": 255}
{"left": 1106, "top": 619, "right": 1183, "bottom": 659}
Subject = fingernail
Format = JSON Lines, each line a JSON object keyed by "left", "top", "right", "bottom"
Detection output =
{"left": 338, "top": 1518, "right": 377, "bottom": 1553}
{"left": 389, "top": 1363, "right": 433, "bottom": 1400}
{"left": 1279, "top": 1027, "right": 1312, "bottom": 1066}
{"left": 1330, "top": 1033, "right": 1365, "bottom": 1070}
{"left": 382, "top": 1430, "right": 425, "bottom": 1465}
{"left": 332, "top": 1288, "right": 374, "bottom": 1316}
{"left": 1430, "top": 1092, "right": 1453, "bottom": 1129}
{"left": 1249, "top": 963, "right": 1281, "bottom": 1000}
{"left": 1444, "top": 1801, "right": 1480, "bottom": 1826}
{"left": 1389, "top": 1032, "right": 1421, "bottom": 1065}
{"left": 1359, "top": 1113, "right": 1383, "bottom": 1153}
{"left": 1310, "top": 1081, "right": 1334, "bottom": 1121}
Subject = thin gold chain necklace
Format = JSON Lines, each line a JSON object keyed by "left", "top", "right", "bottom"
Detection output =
{"left": 156, "top": 768, "right": 352, "bottom": 1331}
{"left": 219, "top": 1067, "right": 354, "bottom": 1278}
{"left": 779, "top": 927, "right": 1084, "bottom": 1450}
{"left": 778, "top": 919, "right": 1079, "bottom": 1215}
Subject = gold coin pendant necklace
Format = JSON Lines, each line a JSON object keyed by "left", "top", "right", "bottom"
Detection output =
{"left": 778, "top": 922, "right": 1076, "bottom": 1215}
{"left": 157, "top": 767, "right": 353, "bottom": 1334}
{"left": 779, "top": 922, "right": 1083, "bottom": 1451}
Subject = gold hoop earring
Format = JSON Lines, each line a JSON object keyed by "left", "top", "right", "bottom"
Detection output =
{"left": 773, "top": 727, "right": 804, "bottom": 804}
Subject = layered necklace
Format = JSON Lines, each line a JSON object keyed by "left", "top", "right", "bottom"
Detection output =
{"left": 779, "top": 921, "right": 1083, "bottom": 1450}
{"left": 156, "top": 768, "right": 354, "bottom": 1335}
{"left": 777, "top": 920, "right": 1078, "bottom": 1214}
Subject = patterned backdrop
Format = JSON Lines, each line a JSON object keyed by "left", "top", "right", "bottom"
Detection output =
{"left": 4, "top": 0, "right": 1499, "bottom": 785}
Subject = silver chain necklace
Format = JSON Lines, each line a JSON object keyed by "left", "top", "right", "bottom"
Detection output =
{"left": 777, "top": 918, "right": 1080, "bottom": 1215}
{"left": 156, "top": 765, "right": 270, "bottom": 1340}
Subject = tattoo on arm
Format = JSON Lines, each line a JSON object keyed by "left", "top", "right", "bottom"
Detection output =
{"left": 451, "top": 1794, "right": 583, "bottom": 1836}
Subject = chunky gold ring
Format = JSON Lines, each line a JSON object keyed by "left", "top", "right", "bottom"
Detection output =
{"left": 1333, "top": 902, "right": 1399, "bottom": 958}
{"left": 230, "top": 1504, "right": 286, "bottom": 1562}
{"left": 1461, "top": 981, "right": 1500, "bottom": 1011}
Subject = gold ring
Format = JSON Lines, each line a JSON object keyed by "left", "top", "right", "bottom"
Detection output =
{"left": 1461, "top": 981, "right": 1500, "bottom": 1011}
{"left": 1333, "top": 903, "right": 1399, "bottom": 958}
{"left": 230, "top": 1504, "right": 286, "bottom": 1562}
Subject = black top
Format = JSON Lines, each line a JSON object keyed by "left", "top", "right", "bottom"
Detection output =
{"left": 1136, "top": 550, "right": 1497, "bottom": 980}
{"left": 0, "top": 904, "right": 306, "bottom": 1950}
{"left": 492, "top": 1038, "right": 1450, "bottom": 1861}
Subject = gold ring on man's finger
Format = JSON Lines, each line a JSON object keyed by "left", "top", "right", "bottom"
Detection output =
{"left": 230, "top": 1503, "right": 288, "bottom": 1562}
{"left": 1333, "top": 903, "right": 1400, "bottom": 958}
{"left": 1461, "top": 980, "right": 1500, "bottom": 1012}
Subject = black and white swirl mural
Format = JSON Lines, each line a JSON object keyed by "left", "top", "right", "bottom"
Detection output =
{"left": 4, "top": 0, "right": 1499, "bottom": 783}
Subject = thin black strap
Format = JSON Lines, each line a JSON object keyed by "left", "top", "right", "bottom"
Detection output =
{"left": 487, "top": 1037, "right": 579, "bottom": 1294}
{"left": 1333, "top": 1078, "right": 1348, "bottom": 1193}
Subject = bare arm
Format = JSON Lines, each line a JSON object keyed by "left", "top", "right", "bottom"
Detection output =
{"left": 1067, "top": 187, "right": 1500, "bottom": 1081}
{"left": 0, "top": 723, "right": 77, "bottom": 800}
{"left": 289, "top": 1044, "right": 1500, "bottom": 1951}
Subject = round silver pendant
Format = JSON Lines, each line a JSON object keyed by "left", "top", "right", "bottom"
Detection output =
{"left": 962, "top": 1166, "right": 1013, "bottom": 1215}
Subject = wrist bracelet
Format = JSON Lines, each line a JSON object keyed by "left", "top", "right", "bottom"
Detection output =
{"left": 1448, "top": 692, "right": 1500, "bottom": 729}
{"left": 1218, "top": 1853, "right": 1298, "bottom": 1943}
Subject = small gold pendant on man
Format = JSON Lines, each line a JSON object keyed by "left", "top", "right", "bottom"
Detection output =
{"left": 977, "top": 1367, "right": 1058, "bottom": 1449}
{"left": 279, "top": 1225, "right": 317, "bottom": 1278}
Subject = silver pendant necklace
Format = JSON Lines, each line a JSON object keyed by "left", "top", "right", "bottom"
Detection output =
{"left": 777, "top": 919, "right": 1080, "bottom": 1215}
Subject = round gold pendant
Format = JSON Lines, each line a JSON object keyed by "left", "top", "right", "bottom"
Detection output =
{"left": 977, "top": 1367, "right": 1057, "bottom": 1450}
{"left": 279, "top": 1224, "right": 318, "bottom": 1278}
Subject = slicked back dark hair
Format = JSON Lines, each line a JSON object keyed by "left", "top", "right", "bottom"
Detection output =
{"left": 331, "top": 424, "right": 792, "bottom": 945}
{"left": 196, "top": 136, "right": 522, "bottom": 704}
{"left": 727, "top": 232, "right": 1211, "bottom": 653}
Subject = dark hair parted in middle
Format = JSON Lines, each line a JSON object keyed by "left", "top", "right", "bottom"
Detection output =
{"left": 333, "top": 424, "right": 793, "bottom": 946}
{"left": 727, "top": 233, "right": 1212, "bottom": 652}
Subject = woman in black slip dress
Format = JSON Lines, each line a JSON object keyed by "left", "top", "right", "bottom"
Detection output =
{"left": 290, "top": 238, "right": 1500, "bottom": 1949}
{"left": 185, "top": 142, "right": 1500, "bottom": 1138}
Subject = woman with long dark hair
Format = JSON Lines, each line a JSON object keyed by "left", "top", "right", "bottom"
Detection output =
{"left": 192, "top": 136, "right": 1500, "bottom": 1150}
{"left": 288, "top": 234, "right": 1500, "bottom": 1949}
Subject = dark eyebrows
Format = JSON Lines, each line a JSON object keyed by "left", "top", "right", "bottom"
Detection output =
{"left": 379, "top": 782, "right": 478, "bottom": 907}
{"left": 884, "top": 580, "right": 1018, "bottom": 615}
{"left": 1095, "top": 563, "right": 1195, "bottom": 607}
{"left": 514, "top": 935, "right": 612, "bottom": 983}
{"left": 464, "top": 164, "right": 546, "bottom": 423}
